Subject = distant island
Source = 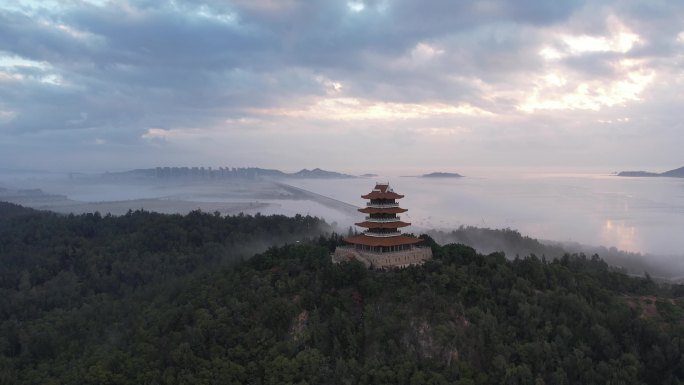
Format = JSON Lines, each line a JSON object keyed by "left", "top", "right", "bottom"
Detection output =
{"left": 290, "top": 168, "right": 356, "bottom": 179}
{"left": 617, "top": 166, "right": 684, "bottom": 178}
{"left": 94, "top": 166, "right": 356, "bottom": 180}
{"left": 359, "top": 173, "right": 378, "bottom": 177}
{"left": 421, "top": 172, "right": 463, "bottom": 178}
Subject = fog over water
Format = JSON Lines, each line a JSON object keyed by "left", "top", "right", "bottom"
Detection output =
{"left": 2, "top": 169, "right": 683, "bottom": 275}
{"left": 286, "top": 173, "right": 684, "bottom": 258}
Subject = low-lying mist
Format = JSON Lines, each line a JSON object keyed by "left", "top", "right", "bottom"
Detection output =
{"left": 426, "top": 226, "right": 684, "bottom": 281}
{"left": 2, "top": 169, "right": 683, "bottom": 280}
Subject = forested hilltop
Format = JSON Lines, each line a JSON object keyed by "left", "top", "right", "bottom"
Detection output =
{"left": 1, "top": 202, "right": 684, "bottom": 384}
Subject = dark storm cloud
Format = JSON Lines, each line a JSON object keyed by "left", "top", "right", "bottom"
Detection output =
{"left": 67, "top": 5, "right": 266, "bottom": 69}
{"left": 0, "top": 10, "right": 87, "bottom": 64}
{"left": 0, "top": 0, "right": 683, "bottom": 171}
{"left": 0, "top": 0, "right": 589, "bottom": 135}
{"left": 0, "top": 2, "right": 326, "bottom": 134}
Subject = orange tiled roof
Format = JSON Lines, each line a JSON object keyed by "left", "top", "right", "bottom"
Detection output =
{"left": 361, "top": 191, "right": 404, "bottom": 199}
{"left": 344, "top": 234, "right": 423, "bottom": 247}
{"left": 358, "top": 207, "right": 407, "bottom": 214}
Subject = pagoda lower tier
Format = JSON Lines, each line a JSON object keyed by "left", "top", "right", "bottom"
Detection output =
{"left": 335, "top": 233, "right": 430, "bottom": 268}
{"left": 344, "top": 234, "right": 423, "bottom": 247}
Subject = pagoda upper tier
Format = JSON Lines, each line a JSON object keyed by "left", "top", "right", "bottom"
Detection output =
{"left": 361, "top": 190, "right": 405, "bottom": 200}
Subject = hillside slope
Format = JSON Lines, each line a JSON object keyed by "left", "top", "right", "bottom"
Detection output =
{"left": 0, "top": 202, "right": 683, "bottom": 384}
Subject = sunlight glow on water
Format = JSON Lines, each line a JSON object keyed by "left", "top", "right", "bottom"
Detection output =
{"left": 602, "top": 219, "right": 640, "bottom": 253}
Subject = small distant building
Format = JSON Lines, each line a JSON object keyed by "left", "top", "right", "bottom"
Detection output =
{"left": 333, "top": 182, "right": 432, "bottom": 268}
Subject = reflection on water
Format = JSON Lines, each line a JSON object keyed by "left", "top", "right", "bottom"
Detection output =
{"left": 602, "top": 219, "right": 640, "bottom": 253}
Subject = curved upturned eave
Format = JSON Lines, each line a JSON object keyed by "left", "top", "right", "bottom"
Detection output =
{"left": 358, "top": 207, "right": 408, "bottom": 214}
{"left": 355, "top": 221, "right": 411, "bottom": 229}
{"left": 361, "top": 191, "right": 405, "bottom": 200}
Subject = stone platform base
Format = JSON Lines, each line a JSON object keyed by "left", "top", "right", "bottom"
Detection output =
{"left": 333, "top": 246, "right": 432, "bottom": 269}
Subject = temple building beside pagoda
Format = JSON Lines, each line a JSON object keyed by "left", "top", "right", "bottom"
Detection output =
{"left": 333, "top": 183, "right": 432, "bottom": 268}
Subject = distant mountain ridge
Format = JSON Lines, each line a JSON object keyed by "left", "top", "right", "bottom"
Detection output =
{"left": 660, "top": 166, "right": 684, "bottom": 177}
{"left": 617, "top": 166, "right": 684, "bottom": 178}
{"left": 96, "top": 166, "right": 356, "bottom": 180}
{"left": 290, "top": 168, "right": 355, "bottom": 178}
{"left": 422, "top": 172, "right": 463, "bottom": 178}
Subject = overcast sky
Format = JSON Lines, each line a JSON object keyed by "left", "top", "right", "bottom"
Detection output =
{"left": 0, "top": 0, "right": 682, "bottom": 174}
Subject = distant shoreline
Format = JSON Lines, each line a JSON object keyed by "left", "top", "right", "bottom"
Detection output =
{"left": 401, "top": 172, "right": 464, "bottom": 178}
{"left": 616, "top": 166, "right": 684, "bottom": 178}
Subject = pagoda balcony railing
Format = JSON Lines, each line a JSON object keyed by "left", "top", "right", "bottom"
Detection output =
{"left": 337, "top": 245, "right": 427, "bottom": 253}
{"left": 365, "top": 216, "right": 401, "bottom": 222}
{"left": 366, "top": 202, "right": 399, "bottom": 208}
{"left": 364, "top": 231, "right": 402, "bottom": 237}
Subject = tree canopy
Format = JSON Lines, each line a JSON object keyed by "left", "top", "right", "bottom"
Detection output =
{"left": 1, "top": 202, "right": 683, "bottom": 384}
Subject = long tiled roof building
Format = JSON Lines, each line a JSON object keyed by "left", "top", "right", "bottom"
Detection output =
{"left": 333, "top": 183, "right": 432, "bottom": 268}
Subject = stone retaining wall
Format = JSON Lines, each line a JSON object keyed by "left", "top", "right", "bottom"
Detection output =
{"left": 333, "top": 246, "right": 432, "bottom": 268}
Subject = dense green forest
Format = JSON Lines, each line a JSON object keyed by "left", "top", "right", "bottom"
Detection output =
{"left": 1, "top": 202, "right": 684, "bottom": 384}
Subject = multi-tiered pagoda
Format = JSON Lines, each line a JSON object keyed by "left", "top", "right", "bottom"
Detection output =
{"left": 333, "top": 183, "right": 432, "bottom": 268}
